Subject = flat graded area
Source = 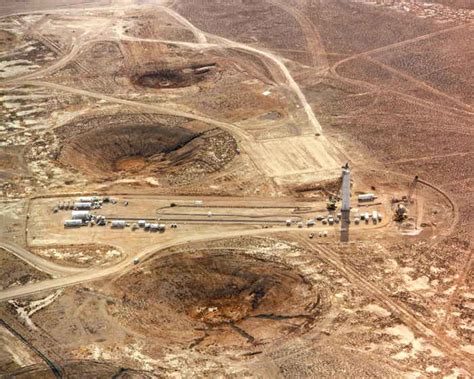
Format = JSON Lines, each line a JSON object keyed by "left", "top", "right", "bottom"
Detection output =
{"left": 0, "top": 0, "right": 473, "bottom": 377}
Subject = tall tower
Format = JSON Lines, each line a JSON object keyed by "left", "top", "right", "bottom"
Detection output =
{"left": 341, "top": 163, "right": 351, "bottom": 212}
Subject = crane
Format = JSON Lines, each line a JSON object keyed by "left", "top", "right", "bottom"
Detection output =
{"left": 393, "top": 175, "right": 418, "bottom": 224}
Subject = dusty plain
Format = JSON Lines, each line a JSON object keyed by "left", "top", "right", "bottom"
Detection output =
{"left": 0, "top": 0, "right": 473, "bottom": 377}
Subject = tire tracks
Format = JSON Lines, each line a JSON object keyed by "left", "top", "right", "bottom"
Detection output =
{"left": 297, "top": 239, "right": 474, "bottom": 374}
{"left": 264, "top": 0, "right": 328, "bottom": 69}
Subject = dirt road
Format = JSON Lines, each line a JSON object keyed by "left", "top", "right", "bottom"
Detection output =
{"left": 0, "top": 241, "right": 84, "bottom": 277}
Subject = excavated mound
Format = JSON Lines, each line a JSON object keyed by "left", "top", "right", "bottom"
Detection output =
{"left": 54, "top": 114, "right": 236, "bottom": 181}
{"left": 111, "top": 251, "right": 325, "bottom": 349}
{"left": 131, "top": 63, "right": 217, "bottom": 89}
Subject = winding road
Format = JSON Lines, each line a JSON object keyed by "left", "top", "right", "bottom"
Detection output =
{"left": 0, "top": 3, "right": 471, "bottom": 376}
{"left": 0, "top": 241, "right": 84, "bottom": 277}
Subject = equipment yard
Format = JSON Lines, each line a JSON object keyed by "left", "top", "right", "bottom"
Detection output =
{"left": 0, "top": 0, "right": 472, "bottom": 377}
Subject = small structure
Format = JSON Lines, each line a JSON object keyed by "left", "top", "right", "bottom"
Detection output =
{"left": 74, "top": 202, "right": 92, "bottom": 210}
{"left": 358, "top": 193, "right": 376, "bottom": 202}
{"left": 64, "top": 219, "right": 83, "bottom": 227}
{"left": 393, "top": 204, "right": 408, "bottom": 222}
{"left": 96, "top": 216, "right": 106, "bottom": 226}
{"left": 79, "top": 196, "right": 99, "bottom": 203}
{"left": 111, "top": 220, "right": 126, "bottom": 228}
{"left": 71, "top": 210, "right": 90, "bottom": 220}
{"left": 286, "top": 219, "right": 292, "bottom": 226}
{"left": 138, "top": 220, "right": 146, "bottom": 228}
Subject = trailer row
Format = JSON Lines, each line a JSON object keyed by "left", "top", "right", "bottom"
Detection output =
{"left": 288, "top": 210, "right": 383, "bottom": 228}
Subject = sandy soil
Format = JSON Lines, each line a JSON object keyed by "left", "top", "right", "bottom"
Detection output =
{"left": 0, "top": 0, "right": 472, "bottom": 377}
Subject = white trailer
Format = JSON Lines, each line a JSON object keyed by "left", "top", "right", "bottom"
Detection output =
{"left": 71, "top": 210, "right": 90, "bottom": 220}
{"left": 79, "top": 196, "right": 99, "bottom": 203}
{"left": 111, "top": 220, "right": 126, "bottom": 228}
{"left": 64, "top": 219, "right": 83, "bottom": 227}
{"left": 74, "top": 202, "right": 92, "bottom": 210}
{"left": 358, "top": 193, "right": 376, "bottom": 202}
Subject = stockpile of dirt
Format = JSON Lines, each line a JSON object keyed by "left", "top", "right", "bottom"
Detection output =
{"left": 53, "top": 113, "right": 237, "bottom": 183}
{"left": 110, "top": 250, "right": 323, "bottom": 349}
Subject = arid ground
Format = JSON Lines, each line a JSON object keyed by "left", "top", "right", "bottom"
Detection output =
{"left": 0, "top": 0, "right": 472, "bottom": 377}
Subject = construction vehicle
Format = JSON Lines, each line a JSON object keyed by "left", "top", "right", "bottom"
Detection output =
{"left": 326, "top": 195, "right": 337, "bottom": 211}
{"left": 393, "top": 176, "right": 418, "bottom": 223}
{"left": 393, "top": 203, "right": 408, "bottom": 222}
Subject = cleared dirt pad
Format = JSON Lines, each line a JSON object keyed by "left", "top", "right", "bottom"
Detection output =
{"left": 31, "top": 245, "right": 122, "bottom": 268}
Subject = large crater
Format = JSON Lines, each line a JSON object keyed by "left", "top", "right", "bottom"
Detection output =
{"left": 131, "top": 63, "right": 217, "bottom": 89}
{"left": 110, "top": 250, "right": 326, "bottom": 349}
{"left": 54, "top": 114, "right": 237, "bottom": 182}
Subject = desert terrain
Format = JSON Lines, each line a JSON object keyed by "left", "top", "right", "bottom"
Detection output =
{"left": 0, "top": 0, "right": 473, "bottom": 377}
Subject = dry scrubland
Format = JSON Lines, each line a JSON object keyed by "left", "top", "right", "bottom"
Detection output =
{"left": 0, "top": 0, "right": 473, "bottom": 377}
